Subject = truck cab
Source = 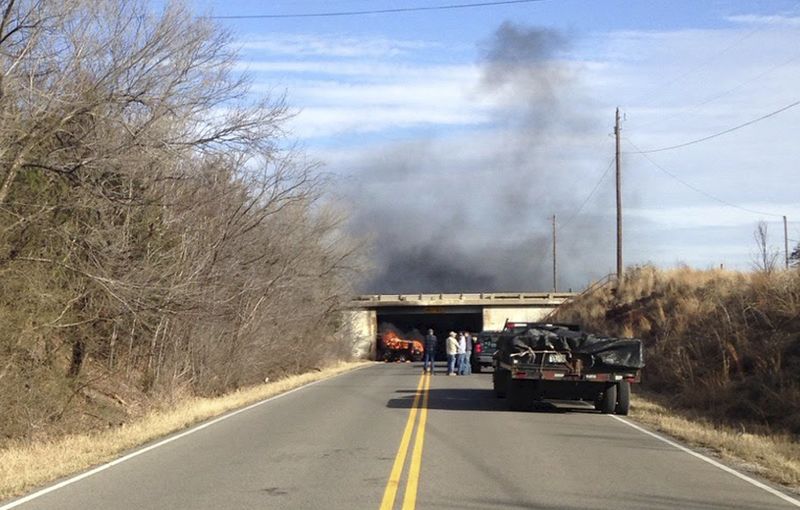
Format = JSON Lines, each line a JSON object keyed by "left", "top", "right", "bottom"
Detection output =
{"left": 471, "top": 331, "right": 500, "bottom": 373}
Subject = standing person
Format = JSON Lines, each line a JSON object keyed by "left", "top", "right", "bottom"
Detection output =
{"left": 423, "top": 329, "right": 437, "bottom": 374}
{"left": 446, "top": 331, "right": 458, "bottom": 375}
{"left": 457, "top": 332, "right": 467, "bottom": 375}
{"left": 464, "top": 331, "right": 473, "bottom": 375}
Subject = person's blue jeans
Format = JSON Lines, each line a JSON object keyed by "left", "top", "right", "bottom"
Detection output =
{"left": 447, "top": 354, "right": 456, "bottom": 374}
{"left": 464, "top": 351, "right": 472, "bottom": 375}
{"left": 458, "top": 353, "right": 467, "bottom": 375}
{"left": 423, "top": 351, "right": 435, "bottom": 372}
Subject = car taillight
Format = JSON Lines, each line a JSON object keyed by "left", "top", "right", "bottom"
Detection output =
{"left": 475, "top": 343, "right": 482, "bottom": 353}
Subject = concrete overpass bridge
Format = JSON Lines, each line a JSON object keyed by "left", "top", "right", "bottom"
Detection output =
{"left": 346, "top": 292, "right": 576, "bottom": 359}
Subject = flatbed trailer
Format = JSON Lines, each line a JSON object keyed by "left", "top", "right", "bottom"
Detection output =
{"left": 492, "top": 323, "right": 643, "bottom": 414}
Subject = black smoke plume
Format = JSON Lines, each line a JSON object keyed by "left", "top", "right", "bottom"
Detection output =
{"left": 343, "top": 22, "right": 612, "bottom": 293}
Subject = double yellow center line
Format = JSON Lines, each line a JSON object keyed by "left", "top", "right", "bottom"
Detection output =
{"left": 379, "top": 372, "right": 431, "bottom": 510}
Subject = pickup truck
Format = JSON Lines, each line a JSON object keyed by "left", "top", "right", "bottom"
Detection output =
{"left": 492, "top": 323, "right": 644, "bottom": 414}
{"left": 471, "top": 331, "right": 500, "bottom": 373}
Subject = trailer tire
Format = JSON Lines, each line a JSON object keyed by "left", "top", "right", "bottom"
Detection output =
{"left": 615, "top": 380, "right": 630, "bottom": 415}
{"left": 600, "top": 384, "right": 617, "bottom": 414}
{"left": 508, "top": 380, "right": 530, "bottom": 412}
{"left": 493, "top": 368, "right": 509, "bottom": 398}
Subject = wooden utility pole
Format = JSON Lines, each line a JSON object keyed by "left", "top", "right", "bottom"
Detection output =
{"left": 552, "top": 214, "right": 557, "bottom": 292}
{"left": 784, "top": 215, "right": 790, "bottom": 269}
{"left": 615, "top": 108, "right": 623, "bottom": 281}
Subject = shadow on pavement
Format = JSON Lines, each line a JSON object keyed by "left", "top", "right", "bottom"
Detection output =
{"left": 456, "top": 491, "right": 781, "bottom": 510}
{"left": 387, "top": 387, "right": 600, "bottom": 414}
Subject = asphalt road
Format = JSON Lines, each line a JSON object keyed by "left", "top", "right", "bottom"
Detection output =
{"left": 5, "top": 363, "right": 800, "bottom": 510}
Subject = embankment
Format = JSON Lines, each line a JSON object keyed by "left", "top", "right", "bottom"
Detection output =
{"left": 554, "top": 266, "right": 800, "bottom": 435}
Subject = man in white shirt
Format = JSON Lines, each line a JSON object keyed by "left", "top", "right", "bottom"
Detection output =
{"left": 456, "top": 332, "right": 467, "bottom": 375}
{"left": 446, "top": 331, "right": 458, "bottom": 375}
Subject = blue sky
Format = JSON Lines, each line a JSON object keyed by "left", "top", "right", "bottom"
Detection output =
{"left": 188, "top": 0, "right": 800, "bottom": 291}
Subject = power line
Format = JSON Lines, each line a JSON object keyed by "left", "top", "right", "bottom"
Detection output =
{"left": 624, "top": 137, "right": 784, "bottom": 218}
{"left": 208, "top": 0, "right": 547, "bottom": 19}
{"left": 626, "top": 2, "right": 800, "bottom": 111}
{"left": 628, "top": 26, "right": 763, "bottom": 108}
{"left": 627, "top": 98, "right": 800, "bottom": 154}
{"left": 559, "top": 157, "right": 615, "bottom": 229}
{"left": 632, "top": 51, "right": 800, "bottom": 131}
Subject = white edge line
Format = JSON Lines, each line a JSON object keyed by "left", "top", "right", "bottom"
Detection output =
{"left": 610, "top": 415, "right": 800, "bottom": 508}
{"left": 0, "top": 363, "right": 373, "bottom": 510}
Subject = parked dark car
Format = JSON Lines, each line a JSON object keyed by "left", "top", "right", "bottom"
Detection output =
{"left": 471, "top": 331, "right": 501, "bottom": 373}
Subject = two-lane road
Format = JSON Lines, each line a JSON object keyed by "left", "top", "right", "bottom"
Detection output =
{"left": 5, "top": 363, "right": 799, "bottom": 509}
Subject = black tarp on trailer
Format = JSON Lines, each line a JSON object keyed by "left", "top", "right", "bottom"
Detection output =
{"left": 496, "top": 324, "right": 645, "bottom": 371}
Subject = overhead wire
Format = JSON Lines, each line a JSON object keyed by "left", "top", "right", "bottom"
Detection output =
{"left": 626, "top": 2, "right": 800, "bottom": 129}
{"left": 559, "top": 156, "right": 615, "bottom": 230}
{"left": 626, "top": 24, "right": 766, "bottom": 108}
{"left": 631, "top": 50, "right": 800, "bottom": 131}
{"left": 625, "top": 98, "right": 800, "bottom": 154}
{"left": 627, "top": 1, "right": 800, "bottom": 107}
{"left": 624, "top": 137, "right": 784, "bottom": 218}
{"left": 553, "top": 155, "right": 616, "bottom": 283}
{"left": 208, "top": 0, "right": 548, "bottom": 19}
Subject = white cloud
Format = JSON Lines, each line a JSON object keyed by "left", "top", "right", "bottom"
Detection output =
{"left": 286, "top": 105, "right": 489, "bottom": 137}
{"left": 239, "top": 33, "right": 434, "bottom": 58}
{"left": 237, "top": 60, "right": 478, "bottom": 80}
{"left": 727, "top": 14, "right": 800, "bottom": 27}
{"left": 244, "top": 62, "right": 494, "bottom": 137}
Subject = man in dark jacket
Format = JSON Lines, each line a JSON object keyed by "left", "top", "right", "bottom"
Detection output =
{"left": 423, "top": 329, "right": 437, "bottom": 374}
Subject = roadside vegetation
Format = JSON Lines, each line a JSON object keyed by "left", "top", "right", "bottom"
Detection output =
{"left": 0, "top": 362, "right": 369, "bottom": 500}
{"left": 0, "top": 0, "right": 364, "bottom": 456}
{"left": 553, "top": 265, "right": 800, "bottom": 487}
{"left": 630, "top": 394, "right": 800, "bottom": 489}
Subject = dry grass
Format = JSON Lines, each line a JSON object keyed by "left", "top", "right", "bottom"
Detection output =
{"left": 0, "top": 361, "right": 371, "bottom": 501}
{"left": 556, "top": 265, "right": 800, "bottom": 434}
{"left": 556, "top": 266, "right": 800, "bottom": 490}
{"left": 630, "top": 394, "right": 800, "bottom": 491}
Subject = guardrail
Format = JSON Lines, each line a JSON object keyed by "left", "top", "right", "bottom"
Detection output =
{"left": 352, "top": 292, "right": 578, "bottom": 304}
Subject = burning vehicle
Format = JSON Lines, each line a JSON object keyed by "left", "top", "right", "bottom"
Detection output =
{"left": 379, "top": 324, "right": 424, "bottom": 362}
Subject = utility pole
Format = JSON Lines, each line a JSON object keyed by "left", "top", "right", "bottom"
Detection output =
{"left": 784, "top": 215, "right": 790, "bottom": 269}
{"left": 552, "top": 214, "right": 557, "bottom": 292}
{"left": 615, "top": 107, "right": 623, "bottom": 281}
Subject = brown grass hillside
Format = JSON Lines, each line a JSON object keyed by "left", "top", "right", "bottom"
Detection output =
{"left": 553, "top": 266, "right": 800, "bottom": 435}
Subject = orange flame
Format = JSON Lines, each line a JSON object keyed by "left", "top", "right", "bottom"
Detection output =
{"left": 382, "top": 330, "right": 423, "bottom": 353}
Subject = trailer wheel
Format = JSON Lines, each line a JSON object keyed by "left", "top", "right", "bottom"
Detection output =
{"left": 600, "top": 384, "right": 617, "bottom": 414}
{"left": 615, "top": 380, "right": 630, "bottom": 415}
{"left": 493, "top": 368, "right": 509, "bottom": 398}
{"left": 508, "top": 380, "right": 531, "bottom": 412}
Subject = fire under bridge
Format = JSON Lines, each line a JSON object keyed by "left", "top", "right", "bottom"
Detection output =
{"left": 346, "top": 292, "right": 576, "bottom": 360}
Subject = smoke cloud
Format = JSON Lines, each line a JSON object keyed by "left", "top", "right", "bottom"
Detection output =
{"left": 341, "top": 22, "right": 614, "bottom": 293}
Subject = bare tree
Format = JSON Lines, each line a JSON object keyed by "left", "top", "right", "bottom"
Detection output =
{"left": 752, "top": 221, "right": 779, "bottom": 274}
{"left": 0, "top": 0, "right": 365, "bottom": 439}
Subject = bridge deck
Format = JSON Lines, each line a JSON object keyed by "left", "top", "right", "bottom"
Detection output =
{"left": 351, "top": 292, "right": 576, "bottom": 308}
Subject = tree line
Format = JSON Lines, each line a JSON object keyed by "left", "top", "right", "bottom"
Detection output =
{"left": 0, "top": 0, "right": 363, "bottom": 439}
